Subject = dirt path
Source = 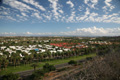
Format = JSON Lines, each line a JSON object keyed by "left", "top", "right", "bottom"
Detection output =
{"left": 43, "top": 65, "right": 82, "bottom": 80}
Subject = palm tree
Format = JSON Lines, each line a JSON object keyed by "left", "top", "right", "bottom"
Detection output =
{"left": 31, "top": 63, "right": 39, "bottom": 71}
{"left": 3, "top": 59, "right": 9, "bottom": 69}
{"left": 11, "top": 53, "right": 17, "bottom": 67}
{"left": 23, "top": 55, "right": 29, "bottom": 65}
{"left": 38, "top": 53, "right": 43, "bottom": 62}
{"left": 3, "top": 51, "right": 10, "bottom": 59}
{"left": 28, "top": 54, "right": 34, "bottom": 64}
{"left": 0, "top": 56, "right": 3, "bottom": 71}
{"left": 47, "top": 52, "right": 52, "bottom": 60}
{"left": 52, "top": 53, "right": 55, "bottom": 59}
{"left": 11, "top": 53, "right": 21, "bottom": 67}
{"left": 16, "top": 55, "right": 21, "bottom": 66}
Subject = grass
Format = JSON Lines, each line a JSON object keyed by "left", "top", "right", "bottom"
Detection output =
{"left": 0, "top": 53, "right": 96, "bottom": 75}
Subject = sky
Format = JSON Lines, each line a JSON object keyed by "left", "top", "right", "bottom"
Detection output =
{"left": 0, "top": 0, "right": 120, "bottom": 36}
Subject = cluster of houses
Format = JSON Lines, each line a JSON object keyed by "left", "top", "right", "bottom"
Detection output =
{"left": 0, "top": 44, "right": 70, "bottom": 57}
{"left": 0, "top": 37, "right": 112, "bottom": 58}
{"left": 88, "top": 41, "right": 112, "bottom": 45}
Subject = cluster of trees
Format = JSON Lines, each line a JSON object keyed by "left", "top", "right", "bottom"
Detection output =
{"left": 0, "top": 63, "right": 56, "bottom": 80}
{"left": 29, "top": 63, "right": 56, "bottom": 80}
{"left": 68, "top": 60, "right": 77, "bottom": 66}
{"left": 1, "top": 42, "right": 119, "bottom": 73}
{"left": 96, "top": 44, "right": 120, "bottom": 56}
{"left": 1, "top": 73, "right": 19, "bottom": 80}
{"left": 0, "top": 56, "right": 9, "bottom": 71}
{"left": 0, "top": 46, "right": 96, "bottom": 71}
{"left": 58, "top": 43, "right": 120, "bottom": 80}
{"left": 63, "top": 52, "right": 120, "bottom": 80}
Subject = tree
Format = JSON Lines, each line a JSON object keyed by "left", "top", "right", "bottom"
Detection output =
{"left": 68, "top": 60, "right": 77, "bottom": 65}
{"left": 38, "top": 53, "right": 43, "bottom": 62}
{"left": 86, "top": 57, "right": 93, "bottom": 61}
{"left": 31, "top": 63, "right": 39, "bottom": 71}
{"left": 47, "top": 52, "right": 52, "bottom": 60}
{"left": 11, "top": 53, "right": 20, "bottom": 67}
{"left": 43, "top": 63, "right": 56, "bottom": 72}
{"left": 28, "top": 54, "right": 34, "bottom": 64}
{"left": 3, "top": 59, "right": 9, "bottom": 69}
{"left": 23, "top": 55, "right": 29, "bottom": 65}
{"left": 2, "top": 73, "right": 19, "bottom": 80}
{"left": 3, "top": 51, "right": 10, "bottom": 59}
{"left": 30, "top": 69, "right": 45, "bottom": 80}
{"left": 0, "top": 56, "right": 3, "bottom": 71}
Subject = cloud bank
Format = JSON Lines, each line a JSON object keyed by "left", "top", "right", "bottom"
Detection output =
{"left": 1, "top": 26, "right": 120, "bottom": 36}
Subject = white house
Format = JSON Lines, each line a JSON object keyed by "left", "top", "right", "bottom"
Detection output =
{"left": 64, "top": 48, "right": 70, "bottom": 51}
{"left": 9, "top": 46, "right": 16, "bottom": 49}
{"left": 1, "top": 46, "right": 6, "bottom": 50}
{"left": 41, "top": 49, "right": 46, "bottom": 52}
{"left": 50, "top": 50, "right": 56, "bottom": 53}
{"left": 57, "top": 50, "right": 63, "bottom": 53}
{"left": 0, "top": 52, "right": 3, "bottom": 55}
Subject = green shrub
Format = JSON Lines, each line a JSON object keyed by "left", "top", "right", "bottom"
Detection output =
{"left": 86, "top": 57, "right": 93, "bottom": 60}
{"left": 43, "top": 63, "right": 56, "bottom": 72}
{"left": 30, "top": 69, "right": 45, "bottom": 80}
{"left": 2, "top": 73, "right": 19, "bottom": 80}
{"left": 68, "top": 60, "right": 77, "bottom": 65}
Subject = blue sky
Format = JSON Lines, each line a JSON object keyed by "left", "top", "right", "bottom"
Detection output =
{"left": 0, "top": 0, "right": 120, "bottom": 36}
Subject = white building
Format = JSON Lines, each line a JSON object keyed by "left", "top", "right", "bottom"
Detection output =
{"left": 57, "top": 50, "right": 63, "bottom": 53}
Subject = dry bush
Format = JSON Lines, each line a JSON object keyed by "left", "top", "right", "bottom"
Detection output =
{"left": 59, "top": 52, "right": 120, "bottom": 80}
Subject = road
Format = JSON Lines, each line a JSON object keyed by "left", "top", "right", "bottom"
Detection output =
{"left": 16, "top": 59, "right": 86, "bottom": 78}
{"left": 15, "top": 63, "right": 68, "bottom": 77}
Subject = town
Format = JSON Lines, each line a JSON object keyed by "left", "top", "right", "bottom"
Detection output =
{"left": 0, "top": 37, "right": 112, "bottom": 60}
{"left": 0, "top": 36, "right": 120, "bottom": 80}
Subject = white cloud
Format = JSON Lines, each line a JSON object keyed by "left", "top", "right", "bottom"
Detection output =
{"left": 3, "top": 0, "right": 37, "bottom": 12}
{"left": 21, "top": 12, "right": 27, "bottom": 17}
{"left": 84, "top": 0, "right": 89, "bottom": 4}
{"left": 105, "top": 0, "right": 112, "bottom": 6}
{"left": 94, "top": 13, "right": 120, "bottom": 23}
{"left": 85, "top": 8, "right": 90, "bottom": 15}
{"left": 26, "top": 32, "right": 33, "bottom": 35}
{"left": 78, "top": 6, "right": 83, "bottom": 11}
{"left": 91, "top": 0, "right": 98, "bottom": 4}
{"left": 59, "top": 10, "right": 64, "bottom": 14}
{"left": 84, "top": 0, "right": 98, "bottom": 9}
{"left": 0, "top": 32, "right": 16, "bottom": 36}
{"left": 6, "top": 16, "right": 17, "bottom": 21}
{"left": 67, "top": 27, "right": 70, "bottom": 29}
{"left": 48, "top": 0, "right": 64, "bottom": 20}
{"left": 76, "top": 8, "right": 90, "bottom": 21}
{"left": 60, "top": 26, "right": 120, "bottom": 36}
{"left": 1, "top": 27, "right": 120, "bottom": 36}
{"left": 31, "top": 13, "right": 42, "bottom": 19}
{"left": 103, "top": 0, "right": 115, "bottom": 13}
{"left": 66, "top": 1, "right": 74, "bottom": 8}
{"left": 22, "top": 0, "right": 46, "bottom": 11}
{"left": 48, "top": 0, "right": 59, "bottom": 16}
{"left": 0, "top": 6, "right": 28, "bottom": 21}
{"left": 67, "top": 11, "right": 76, "bottom": 22}
{"left": 16, "top": 14, "right": 28, "bottom": 21}
{"left": 0, "top": 0, "right": 119, "bottom": 24}
{"left": 42, "top": 14, "right": 52, "bottom": 20}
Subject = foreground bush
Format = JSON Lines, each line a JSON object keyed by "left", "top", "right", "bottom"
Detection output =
{"left": 60, "top": 52, "right": 120, "bottom": 80}
{"left": 68, "top": 60, "right": 77, "bottom": 65}
{"left": 30, "top": 63, "right": 56, "bottom": 80}
{"left": 30, "top": 69, "right": 45, "bottom": 80}
{"left": 1, "top": 73, "right": 19, "bottom": 80}
{"left": 31, "top": 63, "right": 39, "bottom": 71}
{"left": 43, "top": 63, "right": 56, "bottom": 72}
